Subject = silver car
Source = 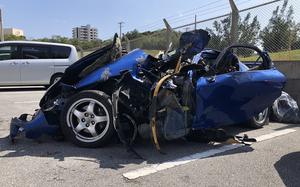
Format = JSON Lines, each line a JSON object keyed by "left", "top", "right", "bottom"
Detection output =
{"left": 0, "top": 41, "right": 78, "bottom": 86}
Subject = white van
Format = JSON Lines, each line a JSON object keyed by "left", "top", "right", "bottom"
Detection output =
{"left": 0, "top": 41, "right": 78, "bottom": 87}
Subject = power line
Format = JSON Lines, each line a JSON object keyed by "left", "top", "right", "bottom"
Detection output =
{"left": 128, "top": 0, "right": 250, "bottom": 33}
{"left": 103, "top": 0, "right": 282, "bottom": 41}
{"left": 167, "top": 2, "right": 230, "bottom": 23}
{"left": 125, "top": 0, "right": 284, "bottom": 44}
{"left": 162, "top": 0, "right": 222, "bottom": 21}
{"left": 136, "top": 2, "right": 230, "bottom": 32}
{"left": 127, "top": 0, "right": 227, "bottom": 32}
{"left": 169, "top": 5, "right": 230, "bottom": 25}
{"left": 173, "top": 0, "right": 283, "bottom": 30}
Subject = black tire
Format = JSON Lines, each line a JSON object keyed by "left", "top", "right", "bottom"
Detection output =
{"left": 50, "top": 73, "right": 63, "bottom": 86}
{"left": 60, "top": 90, "right": 115, "bottom": 148}
{"left": 247, "top": 108, "right": 270, "bottom": 128}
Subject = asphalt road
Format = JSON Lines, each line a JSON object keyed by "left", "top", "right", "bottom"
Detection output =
{"left": 0, "top": 87, "right": 299, "bottom": 187}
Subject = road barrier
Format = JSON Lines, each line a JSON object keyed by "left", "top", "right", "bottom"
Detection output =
{"left": 274, "top": 61, "right": 300, "bottom": 105}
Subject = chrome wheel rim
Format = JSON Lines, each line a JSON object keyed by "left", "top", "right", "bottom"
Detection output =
{"left": 66, "top": 98, "right": 110, "bottom": 143}
{"left": 254, "top": 108, "right": 268, "bottom": 124}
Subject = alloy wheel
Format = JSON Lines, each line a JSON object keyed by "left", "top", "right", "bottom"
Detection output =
{"left": 66, "top": 98, "right": 110, "bottom": 143}
{"left": 254, "top": 108, "right": 268, "bottom": 124}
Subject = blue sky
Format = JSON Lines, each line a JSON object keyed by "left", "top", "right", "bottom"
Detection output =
{"left": 0, "top": 0, "right": 298, "bottom": 39}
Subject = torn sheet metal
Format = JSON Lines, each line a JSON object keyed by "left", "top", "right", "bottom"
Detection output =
{"left": 10, "top": 110, "right": 59, "bottom": 140}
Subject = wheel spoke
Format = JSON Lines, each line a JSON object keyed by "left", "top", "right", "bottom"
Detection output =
{"left": 94, "top": 115, "right": 108, "bottom": 123}
{"left": 259, "top": 113, "right": 263, "bottom": 120}
{"left": 86, "top": 101, "right": 95, "bottom": 113}
{"left": 68, "top": 98, "right": 110, "bottom": 141}
{"left": 87, "top": 126, "right": 98, "bottom": 137}
{"left": 73, "top": 109, "right": 84, "bottom": 119}
{"left": 75, "top": 122, "right": 85, "bottom": 132}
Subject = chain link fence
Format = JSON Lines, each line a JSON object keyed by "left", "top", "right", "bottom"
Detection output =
{"left": 81, "top": 0, "right": 300, "bottom": 61}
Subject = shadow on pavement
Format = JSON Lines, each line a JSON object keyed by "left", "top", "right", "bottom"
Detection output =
{"left": 273, "top": 123, "right": 300, "bottom": 131}
{"left": 0, "top": 87, "right": 46, "bottom": 92}
{"left": 274, "top": 152, "right": 300, "bottom": 187}
{"left": 212, "top": 145, "right": 254, "bottom": 157}
{"left": 0, "top": 135, "right": 146, "bottom": 169}
{"left": 0, "top": 126, "right": 255, "bottom": 170}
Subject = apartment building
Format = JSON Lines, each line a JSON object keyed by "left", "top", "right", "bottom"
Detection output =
{"left": 72, "top": 24, "right": 98, "bottom": 41}
{"left": 4, "top": 28, "right": 24, "bottom": 36}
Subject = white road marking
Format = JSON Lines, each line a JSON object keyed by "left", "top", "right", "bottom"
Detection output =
{"left": 255, "top": 129, "right": 296, "bottom": 142}
{"left": 123, "top": 144, "right": 243, "bottom": 180}
{"left": 13, "top": 101, "right": 39, "bottom": 104}
{"left": 123, "top": 128, "right": 297, "bottom": 180}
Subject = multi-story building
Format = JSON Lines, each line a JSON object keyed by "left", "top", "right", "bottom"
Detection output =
{"left": 4, "top": 28, "right": 24, "bottom": 37}
{"left": 72, "top": 24, "right": 98, "bottom": 41}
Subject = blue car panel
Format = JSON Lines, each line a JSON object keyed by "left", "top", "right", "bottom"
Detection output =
{"left": 192, "top": 67, "right": 286, "bottom": 128}
{"left": 76, "top": 49, "right": 148, "bottom": 88}
{"left": 10, "top": 111, "right": 59, "bottom": 139}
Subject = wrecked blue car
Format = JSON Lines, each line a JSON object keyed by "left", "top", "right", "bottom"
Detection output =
{"left": 10, "top": 30, "right": 286, "bottom": 149}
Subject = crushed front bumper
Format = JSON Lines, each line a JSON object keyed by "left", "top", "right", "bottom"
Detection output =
{"left": 10, "top": 110, "right": 60, "bottom": 141}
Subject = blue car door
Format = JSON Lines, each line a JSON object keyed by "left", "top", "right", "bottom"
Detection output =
{"left": 192, "top": 46, "right": 286, "bottom": 129}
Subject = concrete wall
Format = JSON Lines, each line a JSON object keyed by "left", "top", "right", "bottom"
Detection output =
{"left": 273, "top": 61, "right": 300, "bottom": 105}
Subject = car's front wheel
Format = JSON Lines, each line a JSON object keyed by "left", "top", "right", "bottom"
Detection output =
{"left": 60, "top": 90, "right": 114, "bottom": 147}
{"left": 247, "top": 108, "right": 269, "bottom": 128}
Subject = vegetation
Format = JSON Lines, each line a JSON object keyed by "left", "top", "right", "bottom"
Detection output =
{"left": 206, "top": 13, "right": 260, "bottom": 52}
{"left": 33, "top": 35, "right": 106, "bottom": 50}
{"left": 4, "top": 34, "right": 26, "bottom": 41}
{"left": 125, "top": 29, "right": 180, "bottom": 50}
{"left": 3, "top": 34, "right": 108, "bottom": 51}
{"left": 240, "top": 49, "right": 300, "bottom": 62}
{"left": 260, "top": 0, "right": 300, "bottom": 52}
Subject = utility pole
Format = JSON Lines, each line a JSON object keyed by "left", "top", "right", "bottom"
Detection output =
{"left": 118, "top": 22, "right": 124, "bottom": 40}
{"left": 0, "top": 8, "right": 4, "bottom": 42}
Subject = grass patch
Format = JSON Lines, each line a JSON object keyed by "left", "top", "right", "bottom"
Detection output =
{"left": 240, "top": 49, "right": 300, "bottom": 61}
{"left": 144, "top": 50, "right": 161, "bottom": 57}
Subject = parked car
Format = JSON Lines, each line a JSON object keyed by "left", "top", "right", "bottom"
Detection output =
{"left": 10, "top": 30, "right": 286, "bottom": 149}
{"left": 0, "top": 41, "right": 78, "bottom": 87}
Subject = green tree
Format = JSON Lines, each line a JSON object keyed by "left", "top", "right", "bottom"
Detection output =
{"left": 206, "top": 16, "right": 231, "bottom": 50}
{"left": 34, "top": 35, "right": 103, "bottom": 50}
{"left": 125, "top": 29, "right": 180, "bottom": 50}
{"left": 207, "top": 13, "right": 260, "bottom": 53}
{"left": 260, "top": 0, "right": 299, "bottom": 52}
{"left": 4, "top": 34, "right": 26, "bottom": 41}
{"left": 125, "top": 29, "right": 141, "bottom": 40}
{"left": 238, "top": 13, "right": 260, "bottom": 45}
